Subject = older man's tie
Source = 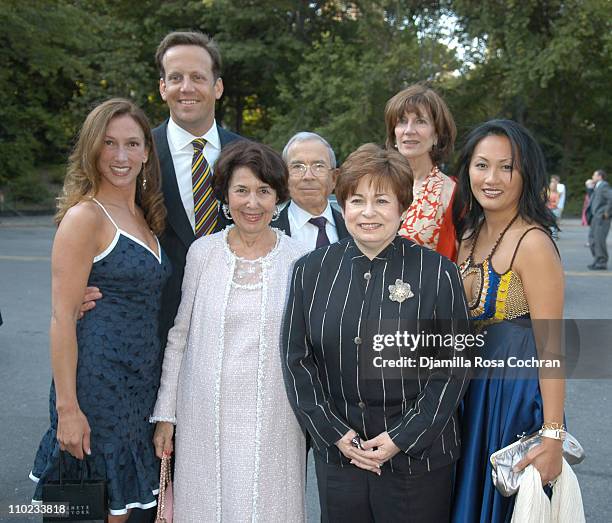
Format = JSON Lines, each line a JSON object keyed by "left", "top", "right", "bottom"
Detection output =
{"left": 191, "top": 138, "right": 217, "bottom": 237}
{"left": 309, "top": 216, "right": 330, "bottom": 248}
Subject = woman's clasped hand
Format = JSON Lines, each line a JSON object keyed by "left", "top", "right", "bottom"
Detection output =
{"left": 336, "top": 430, "right": 401, "bottom": 475}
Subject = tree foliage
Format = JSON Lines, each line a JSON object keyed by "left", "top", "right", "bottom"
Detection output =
{"left": 451, "top": 0, "right": 611, "bottom": 204}
{"left": 2, "top": 0, "right": 610, "bottom": 211}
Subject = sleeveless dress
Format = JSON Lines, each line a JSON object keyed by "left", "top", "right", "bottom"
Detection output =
{"left": 452, "top": 219, "right": 552, "bottom": 523}
{"left": 31, "top": 199, "right": 171, "bottom": 516}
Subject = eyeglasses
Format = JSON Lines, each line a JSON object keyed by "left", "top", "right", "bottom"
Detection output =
{"left": 288, "top": 162, "right": 331, "bottom": 177}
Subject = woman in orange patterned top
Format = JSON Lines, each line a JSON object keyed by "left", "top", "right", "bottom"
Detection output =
{"left": 384, "top": 84, "right": 458, "bottom": 260}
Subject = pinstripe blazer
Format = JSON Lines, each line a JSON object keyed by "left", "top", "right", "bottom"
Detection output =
{"left": 282, "top": 235, "right": 471, "bottom": 474}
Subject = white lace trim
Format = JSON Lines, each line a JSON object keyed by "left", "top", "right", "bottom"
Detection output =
{"left": 214, "top": 253, "right": 235, "bottom": 523}
{"left": 221, "top": 225, "right": 284, "bottom": 266}
{"left": 251, "top": 258, "right": 268, "bottom": 520}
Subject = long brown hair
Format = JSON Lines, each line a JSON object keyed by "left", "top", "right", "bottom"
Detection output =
{"left": 55, "top": 98, "right": 166, "bottom": 235}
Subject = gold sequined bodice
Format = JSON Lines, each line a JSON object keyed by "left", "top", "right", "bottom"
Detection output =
{"left": 458, "top": 217, "right": 537, "bottom": 324}
{"left": 459, "top": 257, "right": 530, "bottom": 323}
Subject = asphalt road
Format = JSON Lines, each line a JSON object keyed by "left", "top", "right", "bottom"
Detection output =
{"left": 0, "top": 216, "right": 610, "bottom": 522}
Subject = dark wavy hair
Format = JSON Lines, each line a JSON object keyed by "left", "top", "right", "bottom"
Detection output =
{"left": 453, "top": 119, "right": 556, "bottom": 240}
{"left": 213, "top": 140, "right": 290, "bottom": 204}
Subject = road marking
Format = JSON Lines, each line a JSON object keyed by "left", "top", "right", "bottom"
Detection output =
{"left": 565, "top": 271, "right": 612, "bottom": 277}
{"left": 0, "top": 255, "right": 51, "bottom": 261}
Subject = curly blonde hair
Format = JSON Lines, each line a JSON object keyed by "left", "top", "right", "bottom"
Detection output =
{"left": 55, "top": 98, "right": 166, "bottom": 236}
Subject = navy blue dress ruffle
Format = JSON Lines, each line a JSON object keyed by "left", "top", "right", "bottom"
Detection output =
{"left": 31, "top": 232, "right": 170, "bottom": 514}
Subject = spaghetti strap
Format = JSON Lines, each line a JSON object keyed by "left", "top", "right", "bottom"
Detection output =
{"left": 509, "top": 227, "right": 559, "bottom": 269}
{"left": 92, "top": 198, "right": 120, "bottom": 231}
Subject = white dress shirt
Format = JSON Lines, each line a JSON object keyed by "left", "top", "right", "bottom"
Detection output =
{"left": 287, "top": 201, "right": 339, "bottom": 250}
{"left": 166, "top": 118, "right": 221, "bottom": 231}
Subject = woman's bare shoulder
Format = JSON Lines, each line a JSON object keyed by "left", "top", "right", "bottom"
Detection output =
{"left": 58, "top": 200, "right": 104, "bottom": 234}
{"left": 512, "top": 226, "right": 561, "bottom": 277}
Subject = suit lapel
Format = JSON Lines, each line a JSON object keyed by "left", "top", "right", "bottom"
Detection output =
{"left": 274, "top": 204, "right": 292, "bottom": 235}
{"left": 218, "top": 124, "right": 240, "bottom": 148}
{"left": 153, "top": 120, "right": 195, "bottom": 248}
{"left": 332, "top": 207, "right": 350, "bottom": 239}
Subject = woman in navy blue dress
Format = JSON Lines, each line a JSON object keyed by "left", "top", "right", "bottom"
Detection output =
{"left": 31, "top": 98, "right": 169, "bottom": 522}
{"left": 452, "top": 120, "right": 565, "bottom": 522}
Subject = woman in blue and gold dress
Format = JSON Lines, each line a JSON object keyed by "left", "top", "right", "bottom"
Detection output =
{"left": 451, "top": 120, "right": 565, "bottom": 523}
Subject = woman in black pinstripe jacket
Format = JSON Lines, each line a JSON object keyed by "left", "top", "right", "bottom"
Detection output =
{"left": 282, "top": 143, "right": 471, "bottom": 523}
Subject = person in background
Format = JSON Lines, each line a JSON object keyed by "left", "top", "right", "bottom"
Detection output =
{"left": 384, "top": 84, "right": 458, "bottom": 260}
{"left": 582, "top": 178, "right": 595, "bottom": 227}
{"left": 273, "top": 131, "right": 350, "bottom": 248}
{"left": 30, "top": 99, "right": 170, "bottom": 522}
{"left": 550, "top": 175, "right": 565, "bottom": 219}
{"left": 547, "top": 178, "right": 561, "bottom": 239}
{"left": 587, "top": 169, "right": 612, "bottom": 270}
{"left": 547, "top": 178, "right": 560, "bottom": 213}
{"left": 582, "top": 178, "right": 596, "bottom": 248}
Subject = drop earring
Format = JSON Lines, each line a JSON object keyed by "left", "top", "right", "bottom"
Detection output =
{"left": 141, "top": 160, "right": 147, "bottom": 190}
{"left": 222, "top": 203, "right": 232, "bottom": 220}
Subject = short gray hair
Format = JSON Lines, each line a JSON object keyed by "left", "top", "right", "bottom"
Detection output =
{"left": 282, "top": 132, "right": 337, "bottom": 168}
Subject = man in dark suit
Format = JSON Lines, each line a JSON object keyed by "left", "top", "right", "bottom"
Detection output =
{"left": 588, "top": 169, "right": 612, "bottom": 270}
{"left": 81, "top": 32, "right": 241, "bottom": 341}
{"left": 152, "top": 31, "right": 241, "bottom": 344}
{"left": 274, "top": 132, "right": 349, "bottom": 249}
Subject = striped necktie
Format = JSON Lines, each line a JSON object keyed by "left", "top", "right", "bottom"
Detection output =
{"left": 191, "top": 138, "right": 217, "bottom": 237}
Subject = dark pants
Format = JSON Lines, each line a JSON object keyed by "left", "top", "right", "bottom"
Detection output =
{"left": 315, "top": 455, "right": 453, "bottom": 523}
{"left": 590, "top": 215, "right": 611, "bottom": 267}
{"left": 126, "top": 507, "right": 156, "bottom": 522}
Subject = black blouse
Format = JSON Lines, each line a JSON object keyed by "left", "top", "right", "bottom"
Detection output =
{"left": 282, "top": 235, "right": 471, "bottom": 474}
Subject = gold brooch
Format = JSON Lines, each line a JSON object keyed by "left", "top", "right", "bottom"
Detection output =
{"left": 388, "top": 279, "right": 414, "bottom": 303}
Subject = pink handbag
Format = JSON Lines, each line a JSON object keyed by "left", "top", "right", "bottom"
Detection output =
{"left": 155, "top": 453, "right": 173, "bottom": 523}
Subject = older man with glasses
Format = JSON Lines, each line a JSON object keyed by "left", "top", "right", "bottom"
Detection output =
{"left": 275, "top": 132, "right": 350, "bottom": 249}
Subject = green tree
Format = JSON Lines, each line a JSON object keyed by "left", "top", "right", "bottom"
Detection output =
{"left": 449, "top": 0, "right": 612, "bottom": 209}
{"left": 266, "top": 0, "right": 459, "bottom": 159}
{"left": 0, "top": 0, "right": 99, "bottom": 198}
